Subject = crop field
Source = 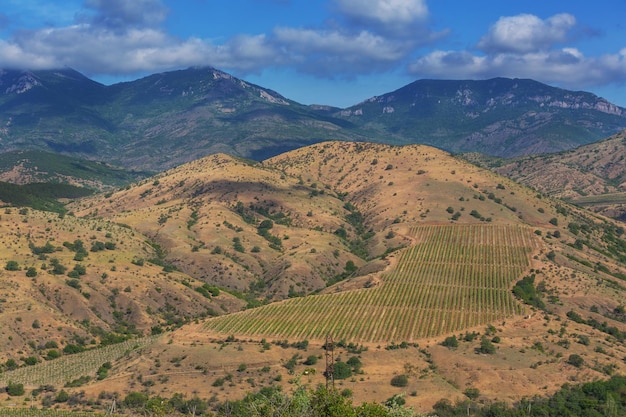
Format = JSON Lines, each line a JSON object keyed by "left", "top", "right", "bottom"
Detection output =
{"left": 203, "top": 224, "right": 537, "bottom": 343}
{"left": 0, "top": 335, "right": 162, "bottom": 388}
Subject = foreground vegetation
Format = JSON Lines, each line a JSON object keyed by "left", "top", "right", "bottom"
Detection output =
{"left": 0, "top": 410, "right": 118, "bottom": 417}
{"left": 4, "top": 375, "right": 626, "bottom": 416}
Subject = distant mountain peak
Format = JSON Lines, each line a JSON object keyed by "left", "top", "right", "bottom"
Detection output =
{"left": 338, "top": 77, "right": 626, "bottom": 157}
{"left": 1, "top": 68, "right": 625, "bottom": 165}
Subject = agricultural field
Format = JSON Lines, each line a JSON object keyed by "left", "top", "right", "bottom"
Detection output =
{"left": 203, "top": 224, "right": 537, "bottom": 342}
{"left": 0, "top": 335, "right": 161, "bottom": 388}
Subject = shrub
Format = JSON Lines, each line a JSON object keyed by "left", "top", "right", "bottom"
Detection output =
{"left": 347, "top": 356, "right": 362, "bottom": 372}
{"left": 50, "top": 258, "right": 67, "bottom": 275}
{"left": 442, "top": 335, "right": 459, "bottom": 348}
{"left": 333, "top": 361, "right": 352, "bottom": 379}
{"left": 5, "top": 260, "right": 19, "bottom": 271}
{"left": 390, "top": 374, "right": 409, "bottom": 387}
{"left": 304, "top": 355, "right": 318, "bottom": 365}
{"left": 124, "top": 391, "right": 149, "bottom": 409}
{"left": 22, "top": 356, "right": 38, "bottom": 365}
{"left": 47, "top": 349, "right": 61, "bottom": 360}
{"left": 90, "top": 241, "right": 106, "bottom": 252}
{"left": 476, "top": 336, "right": 496, "bottom": 354}
{"left": 7, "top": 381, "right": 25, "bottom": 396}
{"left": 567, "top": 354, "right": 584, "bottom": 368}
{"left": 464, "top": 387, "right": 480, "bottom": 400}
{"left": 5, "top": 359, "right": 18, "bottom": 370}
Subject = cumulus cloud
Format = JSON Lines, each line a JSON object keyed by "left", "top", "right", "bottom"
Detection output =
{"left": 477, "top": 13, "right": 576, "bottom": 54}
{"left": 272, "top": 27, "right": 409, "bottom": 75}
{"left": 5, "top": 1, "right": 622, "bottom": 95}
{"left": 0, "top": 0, "right": 275, "bottom": 76}
{"left": 0, "top": 0, "right": 441, "bottom": 79}
{"left": 407, "top": 12, "right": 626, "bottom": 90}
{"left": 408, "top": 48, "right": 626, "bottom": 89}
{"left": 335, "top": 0, "right": 428, "bottom": 25}
{"left": 333, "top": 0, "right": 431, "bottom": 38}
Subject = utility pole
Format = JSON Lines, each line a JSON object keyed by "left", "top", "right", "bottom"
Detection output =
{"left": 324, "top": 333, "right": 334, "bottom": 389}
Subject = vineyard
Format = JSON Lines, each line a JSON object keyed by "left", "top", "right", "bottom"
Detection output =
{"left": 0, "top": 335, "right": 162, "bottom": 388}
{"left": 203, "top": 224, "right": 537, "bottom": 343}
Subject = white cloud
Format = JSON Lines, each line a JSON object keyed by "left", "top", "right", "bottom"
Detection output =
{"left": 272, "top": 27, "right": 409, "bottom": 75}
{"left": 406, "top": 11, "right": 626, "bottom": 92}
{"left": 408, "top": 48, "right": 626, "bottom": 89}
{"left": 478, "top": 13, "right": 576, "bottom": 54}
{"left": 0, "top": 38, "right": 58, "bottom": 68}
{"left": 0, "top": 0, "right": 430, "bottom": 79}
{"left": 4, "top": 1, "right": 623, "bottom": 97}
{"left": 334, "top": 0, "right": 428, "bottom": 25}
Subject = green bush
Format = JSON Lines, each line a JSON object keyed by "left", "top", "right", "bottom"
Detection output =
{"left": 464, "top": 387, "right": 480, "bottom": 400}
{"left": 567, "top": 354, "right": 584, "bottom": 368}
{"left": 476, "top": 336, "right": 496, "bottom": 354}
{"left": 333, "top": 361, "right": 352, "bottom": 379}
{"left": 4, "top": 260, "right": 19, "bottom": 271}
{"left": 7, "top": 381, "right": 25, "bottom": 396}
{"left": 390, "top": 374, "right": 409, "bottom": 387}
{"left": 304, "top": 355, "right": 318, "bottom": 365}
{"left": 442, "top": 335, "right": 459, "bottom": 348}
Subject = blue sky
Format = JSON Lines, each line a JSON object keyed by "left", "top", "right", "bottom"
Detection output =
{"left": 1, "top": 0, "right": 625, "bottom": 108}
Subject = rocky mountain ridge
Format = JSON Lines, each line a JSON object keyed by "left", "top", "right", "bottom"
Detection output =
{"left": 338, "top": 77, "right": 626, "bottom": 157}
{"left": 1, "top": 68, "right": 625, "bottom": 169}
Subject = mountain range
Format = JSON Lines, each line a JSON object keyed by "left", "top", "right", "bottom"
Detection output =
{"left": 1, "top": 67, "right": 625, "bottom": 171}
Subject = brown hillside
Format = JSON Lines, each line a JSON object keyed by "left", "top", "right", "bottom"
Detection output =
{"left": 472, "top": 129, "right": 626, "bottom": 220}
{"left": 0, "top": 208, "right": 244, "bottom": 362}
{"left": 70, "top": 143, "right": 563, "bottom": 301}
{"left": 3, "top": 141, "right": 626, "bottom": 412}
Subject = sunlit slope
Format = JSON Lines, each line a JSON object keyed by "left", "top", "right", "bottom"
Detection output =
{"left": 203, "top": 224, "right": 537, "bottom": 342}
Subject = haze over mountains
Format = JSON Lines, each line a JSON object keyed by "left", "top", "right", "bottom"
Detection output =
{"left": 1, "top": 67, "right": 625, "bottom": 171}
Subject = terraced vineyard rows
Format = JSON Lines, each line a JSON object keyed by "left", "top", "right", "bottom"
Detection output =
{"left": 203, "top": 225, "right": 537, "bottom": 343}
{"left": 0, "top": 335, "right": 162, "bottom": 388}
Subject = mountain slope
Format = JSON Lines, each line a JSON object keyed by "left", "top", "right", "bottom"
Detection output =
{"left": 2, "top": 141, "right": 626, "bottom": 411}
{"left": 0, "top": 149, "right": 152, "bottom": 190}
{"left": 2, "top": 68, "right": 626, "bottom": 171}
{"left": 465, "top": 129, "right": 626, "bottom": 220}
{"left": 0, "top": 208, "right": 245, "bottom": 362}
{"left": 0, "top": 67, "right": 363, "bottom": 170}
{"left": 338, "top": 78, "right": 626, "bottom": 157}
{"left": 68, "top": 141, "right": 553, "bottom": 301}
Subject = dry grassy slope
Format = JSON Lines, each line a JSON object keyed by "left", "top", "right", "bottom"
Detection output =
{"left": 267, "top": 141, "right": 555, "bottom": 229}
{"left": 0, "top": 208, "right": 244, "bottom": 362}
{"left": 69, "top": 153, "right": 384, "bottom": 299}
{"left": 70, "top": 141, "right": 612, "bottom": 300}
{"left": 486, "top": 130, "right": 626, "bottom": 218}
{"left": 5, "top": 141, "right": 626, "bottom": 410}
